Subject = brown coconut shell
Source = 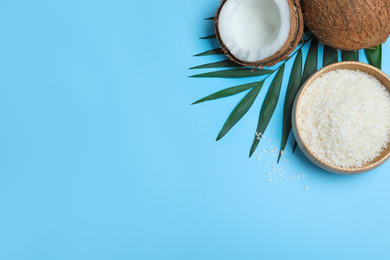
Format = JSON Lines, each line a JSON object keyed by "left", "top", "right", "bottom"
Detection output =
{"left": 302, "top": 0, "right": 390, "bottom": 51}
{"left": 214, "top": 0, "right": 304, "bottom": 68}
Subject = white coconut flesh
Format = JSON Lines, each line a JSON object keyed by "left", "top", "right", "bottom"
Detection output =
{"left": 218, "top": 0, "right": 291, "bottom": 62}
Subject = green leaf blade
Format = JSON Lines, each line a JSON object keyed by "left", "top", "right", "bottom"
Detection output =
{"left": 342, "top": 50, "right": 359, "bottom": 61}
{"left": 323, "top": 45, "right": 338, "bottom": 67}
{"left": 190, "top": 60, "right": 242, "bottom": 69}
{"left": 249, "top": 64, "right": 285, "bottom": 157}
{"left": 289, "top": 38, "right": 318, "bottom": 155}
{"left": 292, "top": 141, "right": 298, "bottom": 154}
{"left": 200, "top": 34, "right": 216, "bottom": 39}
{"left": 194, "top": 48, "right": 224, "bottom": 57}
{"left": 217, "top": 81, "right": 264, "bottom": 141}
{"left": 302, "top": 38, "right": 319, "bottom": 83}
{"left": 190, "top": 68, "right": 274, "bottom": 78}
{"left": 278, "top": 50, "right": 302, "bottom": 162}
{"left": 365, "top": 45, "right": 382, "bottom": 70}
{"left": 192, "top": 82, "right": 262, "bottom": 105}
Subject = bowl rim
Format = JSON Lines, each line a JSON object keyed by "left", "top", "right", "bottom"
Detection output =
{"left": 293, "top": 61, "right": 390, "bottom": 174}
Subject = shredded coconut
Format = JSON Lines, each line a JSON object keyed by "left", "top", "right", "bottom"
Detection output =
{"left": 297, "top": 69, "right": 390, "bottom": 168}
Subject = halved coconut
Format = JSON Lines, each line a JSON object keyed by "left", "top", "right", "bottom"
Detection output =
{"left": 215, "top": 0, "right": 304, "bottom": 68}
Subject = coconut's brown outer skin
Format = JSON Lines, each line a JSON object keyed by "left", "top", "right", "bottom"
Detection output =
{"left": 214, "top": 0, "right": 304, "bottom": 68}
{"left": 302, "top": 0, "right": 390, "bottom": 51}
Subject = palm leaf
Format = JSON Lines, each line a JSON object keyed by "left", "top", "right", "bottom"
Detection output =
{"left": 365, "top": 45, "right": 382, "bottom": 69}
{"left": 190, "top": 59, "right": 242, "bottom": 69}
{"left": 293, "top": 38, "right": 318, "bottom": 154}
{"left": 323, "top": 45, "right": 338, "bottom": 67}
{"left": 249, "top": 64, "right": 285, "bottom": 157}
{"left": 292, "top": 142, "right": 298, "bottom": 154}
{"left": 190, "top": 68, "right": 273, "bottom": 78}
{"left": 216, "top": 81, "right": 264, "bottom": 141}
{"left": 302, "top": 38, "right": 318, "bottom": 83}
{"left": 200, "top": 34, "right": 216, "bottom": 39}
{"left": 194, "top": 48, "right": 224, "bottom": 56}
{"left": 342, "top": 50, "right": 359, "bottom": 61}
{"left": 192, "top": 82, "right": 262, "bottom": 105}
{"left": 278, "top": 50, "right": 302, "bottom": 162}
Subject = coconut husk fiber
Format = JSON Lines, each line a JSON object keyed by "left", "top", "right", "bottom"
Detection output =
{"left": 302, "top": 0, "right": 390, "bottom": 50}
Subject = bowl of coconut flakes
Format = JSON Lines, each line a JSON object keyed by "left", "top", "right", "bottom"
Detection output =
{"left": 292, "top": 61, "right": 390, "bottom": 174}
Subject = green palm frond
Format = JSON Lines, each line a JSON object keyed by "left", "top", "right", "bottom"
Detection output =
{"left": 249, "top": 64, "right": 285, "bottom": 157}
{"left": 191, "top": 16, "right": 383, "bottom": 161}
{"left": 192, "top": 82, "right": 262, "bottom": 105}
{"left": 190, "top": 68, "right": 274, "bottom": 78}
{"left": 199, "top": 34, "right": 216, "bottom": 39}
{"left": 342, "top": 50, "right": 359, "bottom": 61}
{"left": 190, "top": 59, "right": 243, "bottom": 69}
{"left": 323, "top": 45, "right": 338, "bottom": 67}
{"left": 365, "top": 45, "right": 382, "bottom": 69}
{"left": 292, "top": 38, "right": 318, "bottom": 154}
{"left": 217, "top": 81, "right": 264, "bottom": 141}
{"left": 278, "top": 50, "right": 302, "bottom": 162}
{"left": 194, "top": 48, "right": 223, "bottom": 56}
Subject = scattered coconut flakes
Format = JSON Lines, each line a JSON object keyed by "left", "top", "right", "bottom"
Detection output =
{"left": 248, "top": 121, "right": 255, "bottom": 124}
{"left": 266, "top": 179, "right": 272, "bottom": 183}
{"left": 303, "top": 186, "right": 308, "bottom": 191}
{"left": 252, "top": 135, "right": 305, "bottom": 185}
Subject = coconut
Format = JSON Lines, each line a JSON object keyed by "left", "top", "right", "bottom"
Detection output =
{"left": 214, "top": 0, "right": 304, "bottom": 68}
{"left": 302, "top": 0, "right": 390, "bottom": 51}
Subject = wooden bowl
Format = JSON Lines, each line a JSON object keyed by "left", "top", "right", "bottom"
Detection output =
{"left": 292, "top": 61, "right": 390, "bottom": 174}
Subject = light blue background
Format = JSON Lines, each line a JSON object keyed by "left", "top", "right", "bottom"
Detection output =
{"left": 0, "top": 0, "right": 389, "bottom": 259}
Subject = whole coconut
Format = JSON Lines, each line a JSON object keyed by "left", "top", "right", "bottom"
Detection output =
{"left": 302, "top": 0, "right": 390, "bottom": 50}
